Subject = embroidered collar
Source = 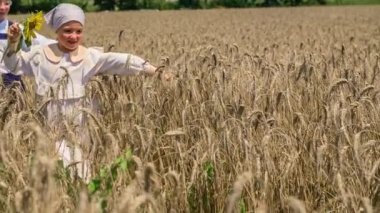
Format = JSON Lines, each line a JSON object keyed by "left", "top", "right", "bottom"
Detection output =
{"left": 43, "top": 43, "right": 87, "bottom": 64}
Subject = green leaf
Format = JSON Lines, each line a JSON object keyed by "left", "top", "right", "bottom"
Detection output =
{"left": 16, "top": 34, "right": 23, "bottom": 53}
{"left": 88, "top": 179, "right": 101, "bottom": 194}
{"left": 202, "top": 161, "right": 215, "bottom": 184}
{"left": 125, "top": 148, "right": 133, "bottom": 160}
{"left": 239, "top": 199, "right": 247, "bottom": 213}
{"left": 100, "top": 167, "right": 107, "bottom": 179}
{"left": 114, "top": 156, "right": 123, "bottom": 165}
{"left": 100, "top": 199, "right": 108, "bottom": 212}
{"left": 119, "top": 158, "right": 128, "bottom": 171}
{"left": 110, "top": 165, "right": 118, "bottom": 179}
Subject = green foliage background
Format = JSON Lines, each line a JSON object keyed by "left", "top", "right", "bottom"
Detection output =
{"left": 9, "top": 0, "right": 380, "bottom": 13}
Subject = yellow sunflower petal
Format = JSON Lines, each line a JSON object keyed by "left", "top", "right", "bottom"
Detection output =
{"left": 22, "top": 11, "right": 45, "bottom": 47}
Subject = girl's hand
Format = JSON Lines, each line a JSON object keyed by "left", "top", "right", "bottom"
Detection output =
{"left": 143, "top": 63, "right": 174, "bottom": 81}
{"left": 8, "top": 23, "right": 21, "bottom": 43}
{"left": 155, "top": 66, "right": 174, "bottom": 81}
{"left": 144, "top": 63, "right": 158, "bottom": 76}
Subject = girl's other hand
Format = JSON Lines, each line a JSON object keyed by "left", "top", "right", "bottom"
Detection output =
{"left": 144, "top": 63, "right": 157, "bottom": 76}
{"left": 8, "top": 23, "right": 21, "bottom": 43}
{"left": 143, "top": 64, "right": 174, "bottom": 81}
{"left": 155, "top": 66, "right": 174, "bottom": 81}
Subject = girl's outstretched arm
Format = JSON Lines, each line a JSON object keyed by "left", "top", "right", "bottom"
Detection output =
{"left": 90, "top": 50, "right": 158, "bottom": 76}
{"left": 88, "top": 49, "right": 173, "bottom": 81}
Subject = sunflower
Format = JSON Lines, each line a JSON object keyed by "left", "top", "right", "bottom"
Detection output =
{"left": 22, "top": 11, "right": 44, "bottom": 47}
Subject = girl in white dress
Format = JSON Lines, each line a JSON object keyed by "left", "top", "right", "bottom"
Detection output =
{"left": 3, "top": 3, "right": 162, "bottom": 182}
{"left": 0, "top": 0, "right": 56, "bottom": 87}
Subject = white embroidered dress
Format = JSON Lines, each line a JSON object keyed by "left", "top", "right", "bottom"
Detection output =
{"left": 3, "top": 43, "right": 150, "bottom": 182}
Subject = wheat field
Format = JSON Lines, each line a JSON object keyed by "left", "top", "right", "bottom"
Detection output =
{"left": 1, "top": 5, "right": 380, "bottom": 212}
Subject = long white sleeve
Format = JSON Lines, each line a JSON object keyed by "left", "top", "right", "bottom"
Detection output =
{"left": 3, "top": 45, "right": 36, "bottom": 76}
{"left": 90, "top": 50, "right": 149, "bottom": 76}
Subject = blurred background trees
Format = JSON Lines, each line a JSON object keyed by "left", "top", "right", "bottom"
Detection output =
{"left": 8, "top": 0, "right": 380, "bottom": 13}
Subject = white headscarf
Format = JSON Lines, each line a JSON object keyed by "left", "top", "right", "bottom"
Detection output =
{"left": 44, "top": 3, "right": 85, "bottom": 31}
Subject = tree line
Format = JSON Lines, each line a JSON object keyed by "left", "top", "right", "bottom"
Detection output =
{"left": 9, "top": 0, "right": 343, "bottom": 13}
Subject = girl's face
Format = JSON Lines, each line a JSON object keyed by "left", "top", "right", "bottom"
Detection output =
{"left": 0, "top": 0, "right": 11, "bottom": 22}
{"left": 56, "top": 21, "right": 83, "bottom": 52}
